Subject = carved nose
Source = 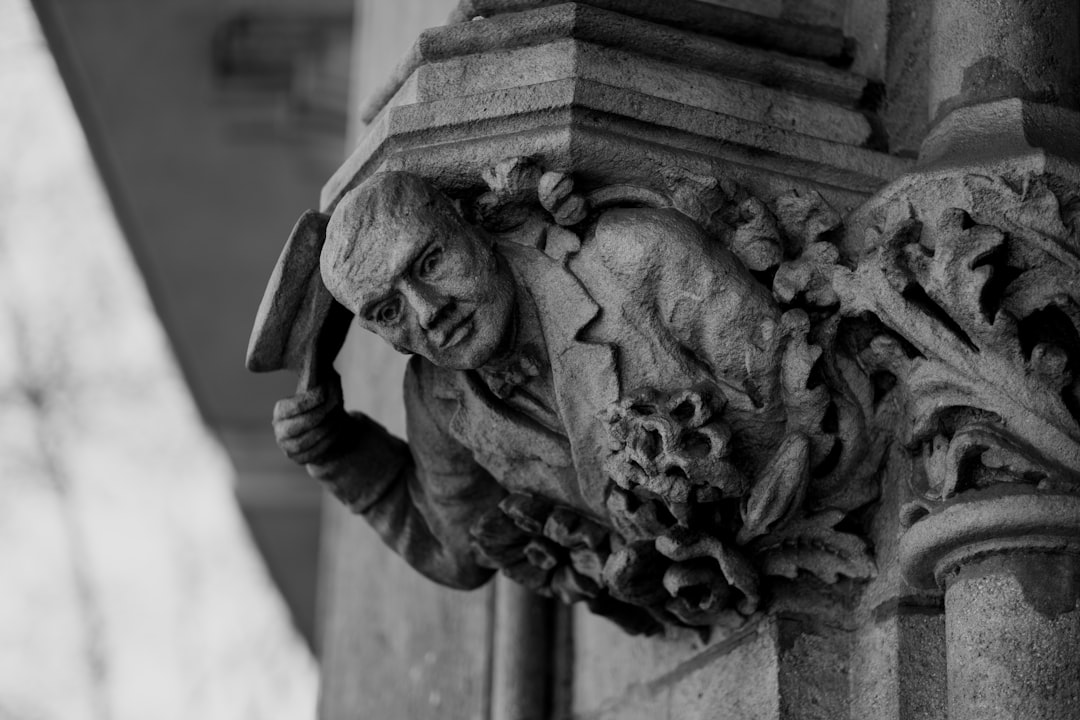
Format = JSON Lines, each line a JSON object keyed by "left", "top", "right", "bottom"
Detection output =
{"left": 404, "top": 283, "right": 449, "bottom": 330}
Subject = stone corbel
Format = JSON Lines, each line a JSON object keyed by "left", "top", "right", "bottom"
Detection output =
{"left": 252, "top": 150, "right": 891, "bottom": 637}
{"left": 461, "top": 158, "right": 887, "bottom": 635}
{"left": 250, "top": 6, "right": 1079, "bottom": 695}
{"left": 246, "top": 0, "right": 910, "bottom": 641}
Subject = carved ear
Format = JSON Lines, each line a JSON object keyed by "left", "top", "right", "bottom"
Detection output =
{"left": 246, "top": 210, "right": 334, "bottom": 380}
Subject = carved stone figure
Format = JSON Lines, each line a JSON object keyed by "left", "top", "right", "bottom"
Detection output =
{"left": 259, "top": 159, "right": 877, "bottom": 634}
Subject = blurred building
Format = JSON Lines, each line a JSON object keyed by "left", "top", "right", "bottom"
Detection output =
{"left": 30, "top": 0, "right": 355, "bottom": 649}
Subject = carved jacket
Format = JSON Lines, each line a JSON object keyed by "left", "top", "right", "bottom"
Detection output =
{"left": 319, "top": 208, "right": 785, "bottom": 589}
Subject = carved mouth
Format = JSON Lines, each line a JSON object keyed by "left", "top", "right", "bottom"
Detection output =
{"left": 439, "top": 312, "right": 474, "bottom": 349}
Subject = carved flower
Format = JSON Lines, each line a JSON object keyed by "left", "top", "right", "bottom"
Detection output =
{"left": 600, "top": 384, "right": 747, "bottom": 529}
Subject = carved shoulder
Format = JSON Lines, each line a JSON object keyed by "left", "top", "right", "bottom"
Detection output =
{"left": 580, "top": 207, "right": 714, "bottom": 279}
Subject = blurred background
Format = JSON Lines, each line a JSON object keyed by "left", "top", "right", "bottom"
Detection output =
{"left": 0, "top": 0, "right": 359, "bottom": 716}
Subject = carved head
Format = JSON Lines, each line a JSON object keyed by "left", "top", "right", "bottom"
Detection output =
{"left": 322, "top": 172, "right": 516, "bottom": 370}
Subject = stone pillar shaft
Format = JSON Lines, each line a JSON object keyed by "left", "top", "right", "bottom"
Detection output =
{"left": 928, "top": 0, "right": 1080, "bottom": 123}
{"left": 892, "top": 4, "right": 1080, "bottom": 717}
{"left": 945, "top": 553, "right": 1080, "bottom": 720}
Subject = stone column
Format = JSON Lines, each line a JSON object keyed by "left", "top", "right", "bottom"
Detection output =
{"left": 920, "top": 0, "right": 1080, "bottom": 165}
{"left": 928, "top": 0, "right": 1080, "bottom": 123}
{"left": 889, "top": 6, "right": 1080, "bottom": 718}
{"left": 902, "top": 496, "right": 1080, "bottom": 719}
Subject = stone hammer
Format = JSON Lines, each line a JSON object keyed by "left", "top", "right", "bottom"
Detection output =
{"left": 246, "top": 210, "right": 351, "bottom": 393}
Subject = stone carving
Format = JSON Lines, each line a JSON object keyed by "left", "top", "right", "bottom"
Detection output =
{"left": 833, "top": 172, "right": 1080, "bottom": 525}
{"left": 251, "top": 158, "right": 881, "bottom": 635}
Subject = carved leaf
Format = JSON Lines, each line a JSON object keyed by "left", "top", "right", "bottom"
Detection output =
{"left": 499, "top": 492, "right": 553, "bottom": 534}
{"left": 773, "top": 189, "right": 842, "bottom": 254}
{"left": 778, "top": 310, "right": 834, "bottom": 467}
{"left": 730, "top": 197, "right": 783, "bottom": 271}
{"left": 661, "top": 560, "right": 740, "bottom": 626}
{"left": 603, "top": 541, "right": 672, "bottom": 607}
{"left": 482, "top": 156, "right": 543, "bottom": 201}
{"left": 903, "top": 356, "right": 1080, "bottom": 470}
{"left": 473, "top": 156, "right": 544, "bottom": 230}
{"left": 773, "top": 241, "right": 841, "bottom": 307}
{"left": 749, "top": 510, "right": 876, "bottom": 584}
{"left": 923, "top": 420, "right": 1071, "bottom": 498}
{"left": 670, "top": 174, "right": 730, "bottom": 232}
{"left": 982, "top": 175, "right": 1075, "bottom": 255}
{"left": 655, "top": 529, "right": 760, "bottom": 615}
{"left": 737, "top": 432, "right": 810, "bottom": 544}
{"left": 835, "top": 185, "right": 1080, "bottom": 472}
{"left": 917, "top": 210, "right": 1009, "bottom": 344}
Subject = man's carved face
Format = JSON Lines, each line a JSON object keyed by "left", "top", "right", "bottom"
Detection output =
{"left": 322, "top": 174, "right": 516, "bottom": 370}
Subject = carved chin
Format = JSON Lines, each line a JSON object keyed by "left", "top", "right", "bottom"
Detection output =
{"left": 436, "top": 293, "right": 515, "bottom": 369}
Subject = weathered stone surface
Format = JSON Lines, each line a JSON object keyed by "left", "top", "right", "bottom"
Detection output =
{"left": 362, "top": 3, "right": 865, "bottom": 124}
{"left": 245, "top": 0, "right": 1080, "bottom": 716}
{"left": 928, "top": 0, "right": 1080, "bottom": 123}
{"left": 260, "top": 159, "right": 885, "bottom": 637}
{"left": 410, "top": 41, "right": 871, "bottom": 145}
{"left": 446, "top": 0, "right": 849, "bottom": 61}
{"left": 324, "top": 2, "right": 910, "bottom": 216}
{"left": 317, "top": 503, "right": 493, "bottom": 720}
{"left": 850, "top": 608, "right": 947, "bottom": 720}
{"left": 776, "top": 618, "right": 851, "bottom": 720}
{"left": 570, "top": 604, "right": 717, "bottom": 713}
{"left": 573, "top": 618, "right": 782, "bottom": 720}
{"left": 945, "top": 553, "right": 1080, "bottom": 720}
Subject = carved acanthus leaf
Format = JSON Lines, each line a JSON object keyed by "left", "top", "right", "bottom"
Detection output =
{"left": 838, "top": 172, "right": 1080, "bottom": 503}
{"left": 730, "top": 197, "right": 783, "bottom": 271}
{"left": 778, "top": 310, "right": 835, "bottom": 469}
{"left": 748, "top": 509, "right": 876, "bottom": 584}
{"left": 922, "top": 421, "right": 1074, "bottom": 499}
{"left": 773, "top": 241, "right": 841, "bottom": 307}
{"left": 773, "top": 189, "right": 843, "bottom": 255}
{"left": 737, "top": 432, "right": 810, "bottom": 544}
{"left": 655, "top": 529, "right": 761, "bottom": 617}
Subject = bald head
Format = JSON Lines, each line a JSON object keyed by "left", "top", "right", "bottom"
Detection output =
{"left": 319, "top": 171, "right": 516, "bottom": 370}
{"left": 321, "top": 172, "right": 471, "bottom": 303}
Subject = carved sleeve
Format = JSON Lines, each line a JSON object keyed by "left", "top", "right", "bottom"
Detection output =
{"left": 309, "top": 358, "right": 505, "bottom": 589}
{"left": 586, "top": 209, "right": 781, "bottom": 408}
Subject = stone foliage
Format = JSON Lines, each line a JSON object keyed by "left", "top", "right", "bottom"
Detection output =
{"left": 259, "top": 156, "right": 1080, "bottom": 635}
{"left": 456, "top": 158, "right": 879, "bottom": 633}
{"left": 834, "top": 172, "right": 1080, "bottom": 524}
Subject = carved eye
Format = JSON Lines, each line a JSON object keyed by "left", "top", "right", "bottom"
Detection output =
{"left": 417, "top": 246, "right": 443, "bottom": 278}
{"left": 372, "top": 297, "right": 403, "bottom": 325}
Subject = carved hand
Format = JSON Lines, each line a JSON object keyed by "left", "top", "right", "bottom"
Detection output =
{"left": 272, "top": 380, "right": 350, "bottom": 467}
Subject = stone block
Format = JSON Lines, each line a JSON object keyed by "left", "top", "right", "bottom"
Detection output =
{"left": 573, "top": 617, "right": 781, "bottom": 720}
{"left": 324, "top": 3, "right": 910, "bottom": 214}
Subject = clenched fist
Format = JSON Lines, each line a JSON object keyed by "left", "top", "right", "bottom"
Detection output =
{"left": 272, "top": 381, "right": 349, "bottom": 466}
